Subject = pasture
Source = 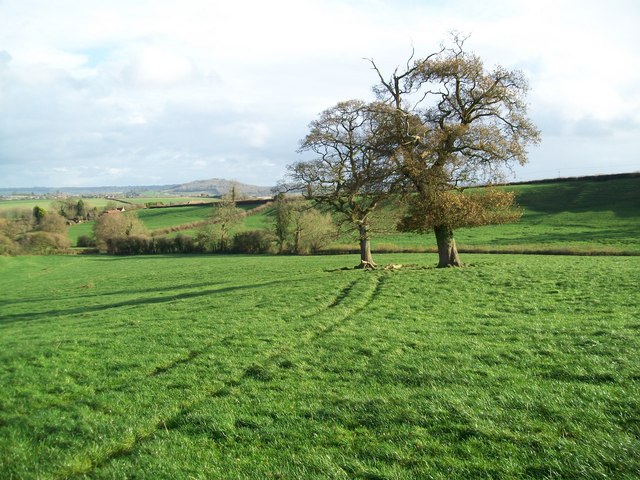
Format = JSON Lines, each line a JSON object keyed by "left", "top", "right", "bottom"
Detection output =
{"left": 0, "top": 198, "right": 116, "bottom": 212}
{"left": 1, "top": 253, "right": 638, "bottom": 478}
{"left": 4, "top": 176, "right": 638, "bottom": 255}
{"left": 367, "top": 177, "right": 640, "bottom": 254}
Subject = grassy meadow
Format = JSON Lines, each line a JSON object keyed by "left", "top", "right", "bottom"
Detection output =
{"left": 366, "top": 177, "right": 640, "bottom": 254}
{"left": 1, "top": 253, "right": 639, "bottom": 478}
{"left": 4, "top": 176, "right": 638, "bottom": 254}
{"left": 0, "top": 198, "right": 117, "bottom": 213}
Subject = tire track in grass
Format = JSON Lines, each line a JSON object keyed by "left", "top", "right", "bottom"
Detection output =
{"left": 63, "top": 272, "right": 390, "bottom": 478}
{"left": 150, "top": 278, "right": 363, "bottom": 378}
{"left": 148, "top": 276, "right": 367, "bottom": 378}
{"left": 326, "top": 280, "right": 359, "bottom": 309}
{"left": 308, "top": 274, "right": 387, "bottom": 340}
{"left": 150, "top": 349, "right": 203, "bottom": 376}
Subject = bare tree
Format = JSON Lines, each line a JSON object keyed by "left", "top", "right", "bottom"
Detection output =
{"left": 369, "top": 35, "right": 540, "bottom": 267}
{"left": 94, "top": 212, "right": 148, "bottom": 251}
{"left": 199, "top": 197, "right": 245, "bottom": 252}
{"left": 290, "top": 100, "right": 399, "bottom": 269}
{"left": 272, "top": 192, "right": 294, "bottom": 253}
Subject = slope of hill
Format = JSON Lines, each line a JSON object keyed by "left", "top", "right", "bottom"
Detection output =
{"left": 106, "top": 175, "right": 638, "bottom": 255}
{"left": 0, "top": 178, "right": 273, "bottom": 197}
{"left": 164, "top": 178, "right": 272, "bottom": 197}
{"left": 16, "top": 174, "right": 636, "bottom": 254}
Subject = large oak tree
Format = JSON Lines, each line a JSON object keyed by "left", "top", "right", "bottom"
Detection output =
{"left": 370, "top": 36, "right": 540, "bottom": 267}
{"left": 289, "top": 100, "right": 398, "bottom": 268}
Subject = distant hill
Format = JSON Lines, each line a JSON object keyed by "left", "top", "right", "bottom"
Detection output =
{"left": 164, "top": 178, "right": 273, "bottom": 197}
{"left": 0, "top": 179, "right": 274, "bottom": 198}
{"left": 0, "top": 185, "right": 178, "bottom": 196}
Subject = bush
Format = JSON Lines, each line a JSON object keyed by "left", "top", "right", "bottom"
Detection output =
{"left": 0, "top": 234, "right": 18, "bottom": 255}
{"left": 232, "top": 230, "right": 275, "bottom": 254}
{"left": 106, "top": 235, "right": 151, "bottom": 255}
{"left": 37, "top": 211, "right": 68, "bottom": 234}
{"left": 296, "top": 210, "right": 335, "bottom": 254}
{"left": 18, "top": 232, "right": 71, "bottom": 254}
{"left": 76, "top": 235, "right": 96, "bottom": 248}
{"left": 173, "top": 234, "right": 199, "bottom": 254}
{"left": 94, "top": 212, "right": 148, "bottom": 251}
{"left": 104, "top": 234, "right": 204, "bottom": 255}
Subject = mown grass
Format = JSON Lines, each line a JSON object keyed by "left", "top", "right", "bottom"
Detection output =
{"left": 0, "top": 254, "right": 638, "bottom": 478}
{"left": 136, "top": 206, "right": 213, "bottom": 231}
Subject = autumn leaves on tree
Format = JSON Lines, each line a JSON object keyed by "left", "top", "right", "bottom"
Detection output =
{"left": 287, "top": 35, "right": 540, "bottom": 267}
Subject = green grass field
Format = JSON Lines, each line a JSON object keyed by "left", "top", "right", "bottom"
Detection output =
{"left": 1, "top": 253, "right": 638, "bottom": 478}
{"left": 9, "top": 176, "right": 638, "bottom": 253}
{"left": 353, "top": 177, "right": 640, "bottom": 254}
{"left": 136, "top": 206, "right": 213, "bottom": 231}
{"left": 0, "top": 198, "right": 116, "bottom": 212}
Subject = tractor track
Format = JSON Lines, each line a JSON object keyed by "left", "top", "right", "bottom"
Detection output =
{"left": 62, "top": 272, "right": 390, "bottom": 479}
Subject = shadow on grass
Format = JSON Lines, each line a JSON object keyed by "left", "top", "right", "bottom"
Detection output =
{"left": 483, "top": 227, "right": 639, "bottom": 247}
{"left": 0, "top": 278, "right": 291, "bottom": 325}
{"left": 0, "top": 281, "right": 229, "bottom": 309}
{"left": 514, "top": 178, "right": 640, "bottom": 218}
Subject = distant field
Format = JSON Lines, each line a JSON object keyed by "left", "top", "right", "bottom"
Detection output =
{"left": 0, "top": 197, "right": 114, "bottom": 212}
{"left": 0, "top": 196, "right": 210, "bottom": 212}
{"left": 357, "top": 177, "right": 640, "bottom": 254}
{"left": 136, "top": 205, "right": 213, "bottom": 231}
{"left": 7, "top": 176, "right": 639, "bottom": 253}
{"left": 0, "top": 254, "right": 638, "bottom": 478}
{"left": 124, "top": 197, "right": 214, "bottom": 206}
{"left": 67, "top": 222, "right": 95, "bottom": 245}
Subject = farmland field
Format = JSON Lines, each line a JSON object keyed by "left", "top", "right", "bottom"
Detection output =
{"left": 136, "top": 205, "right": 213, "bottom": 231}
{"left": 0, "top": 198, "right": 116, "bottom": 212}
{"left": 1, "top": 253, "right": 638, "bottom": 478}
{"left": 367, "top": 177, "right": 640, "bottom": 254}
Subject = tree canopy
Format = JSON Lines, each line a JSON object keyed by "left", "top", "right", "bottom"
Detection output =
{"left": 285, "top": 35, "right": 539, "bottom": 268}
{"left": 289, "top": 99, "right": 399, "bottom": 268}
{"left": 369, "top": 35, "right": 540, "bottom": 266}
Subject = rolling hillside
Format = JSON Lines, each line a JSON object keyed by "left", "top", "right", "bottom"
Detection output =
{"left": 164, "top": 178, "right": 273, "bottom": 197}
{"left": 7, "top": 174, "right": 638, "bottom": 253}
{"left": 360, "top": 175, "right": 640, "bottom": 255}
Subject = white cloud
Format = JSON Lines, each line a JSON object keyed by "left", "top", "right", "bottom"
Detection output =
{"left": 128, "top": 47, "right": 195, "bottom": 86}
{"left": 211, "top": 122, "right": 271, "bottom": 149}
{"left": 0, "top": 0, "right": 639, "bottom": 187}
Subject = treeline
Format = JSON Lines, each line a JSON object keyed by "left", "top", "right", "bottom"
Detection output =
{"left": 102, "top": 231, "right": 276, "bottom": 255}
{"left": 0, "top": 201, "right": 79, "bottom": 254}
{"left": 93, "top": 195, "right": 336, "bottom": 256}
{"left": 0, "top": 215, "right": 69, "bottom": 255}
{"left": 0, "top": 198, "right": 144, "bottom": 255}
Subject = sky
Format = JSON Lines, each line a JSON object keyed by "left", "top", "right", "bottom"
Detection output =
{"left": 0, "top": 0, "right": 639, "bottom": 188}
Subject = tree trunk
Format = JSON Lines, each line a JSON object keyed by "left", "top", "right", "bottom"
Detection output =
{"left": 294, "top": 226, "right": 301, "bottom": 255}
{"left": 434, "top": 225, "right": 462, "bottom": 268}
{"left": 219, "top": 227, "right": 227, "bottom": 252}
{"left": 355, "top": 224, "right": 376, "bottom": 269}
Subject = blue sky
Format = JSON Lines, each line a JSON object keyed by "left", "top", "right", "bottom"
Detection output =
{"left": 0, "top": 0, "right": 638, "bottom": 187}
